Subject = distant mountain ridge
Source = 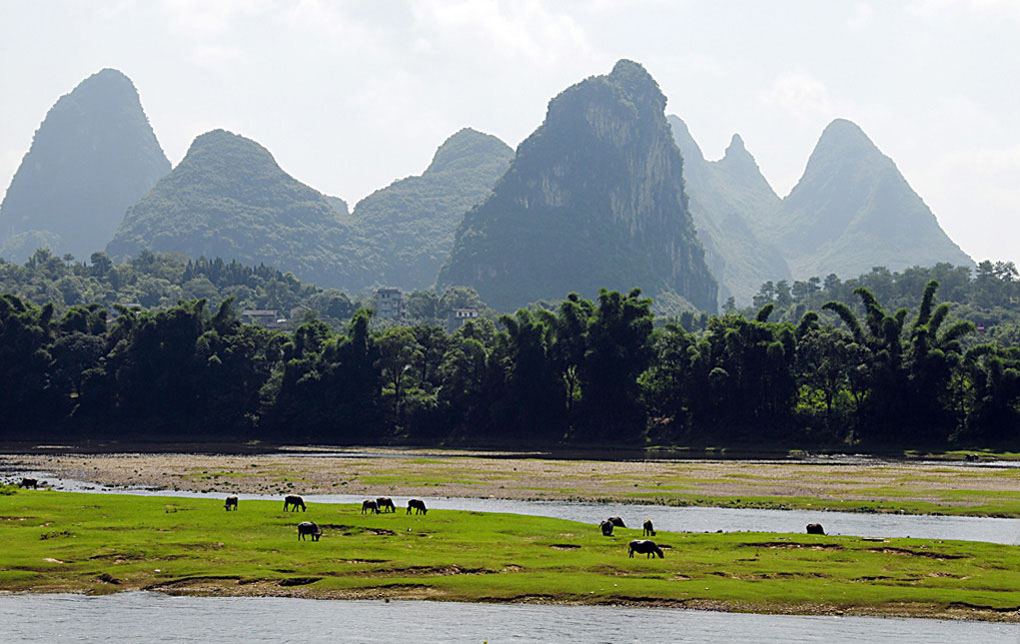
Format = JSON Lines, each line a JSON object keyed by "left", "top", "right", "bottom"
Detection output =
{"left": 668, "top": 115, "right": 790, "bottom": 305}
{"left": 107, "top": 129, "right": 376, "bottom": 289}
{"left": 0, "top": 68, "right": 170, "bottom": 263}
{"left": 437, "top": 60, "right": 717, "bottom": 311}
{"left": 767, "top": 118, "right": 973, "bottom": 280}
{"left": 351, "top": 128, "right": 512, "bottom": 291}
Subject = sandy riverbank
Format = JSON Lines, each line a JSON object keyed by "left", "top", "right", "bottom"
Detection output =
{"left": 4, "top": 449, "right": 1018, "bottom": 516}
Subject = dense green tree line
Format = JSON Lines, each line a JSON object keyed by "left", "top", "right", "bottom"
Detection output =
{"left": 0, "top": 249, "right": 499, "bottom": 331}
{"left": 2, "top": 281, "right": 1018, "bottom": 448}
{"left": 742, "top": 261, "right": 1020, "bottom": 346}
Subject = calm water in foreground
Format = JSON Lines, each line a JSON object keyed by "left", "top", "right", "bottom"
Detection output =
{"left": 1, "top": 593, "right": 1018, "bottom": 644}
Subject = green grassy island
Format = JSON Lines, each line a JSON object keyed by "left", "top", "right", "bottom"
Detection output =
{"left": 2, "top": 489, "right": 1019, "bottom": 621}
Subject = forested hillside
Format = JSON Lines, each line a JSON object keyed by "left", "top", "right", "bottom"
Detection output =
{"left": 351, "top": 128, "right": 512, "bottom": 290}
{"left": 0, "top": 69, "right": 170, "bottom": 263}
{"left": 106, "top": 129, "right": 376, "bottom": 290}
{"left": 765, "top": 119, "right": 973, "bottom": 279}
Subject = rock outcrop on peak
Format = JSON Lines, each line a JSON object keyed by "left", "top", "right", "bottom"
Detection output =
{"left": 437, "top": 60, "right": 717, "bottom": 312}
{"left": 769, "top": 118, "right": 972, "bottom": 280}
{"left": 352, "top": 128, "right": 512, "bottom": 291}
{"left": 0, "top": 69, "right": 170, "bottom": 263}
{"left": 107, "top": 129, "right": 375, "bottom": 289}
{"left": 668, "top": 116, "right": 789, "bottom": 305}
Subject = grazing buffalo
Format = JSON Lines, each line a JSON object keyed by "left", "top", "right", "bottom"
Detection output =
{"left": 965, "top": 453, "right": 980, "bottom": 462}
{"left": 19, "top": 478, "right": 38, "bottom": 489}
{"left": 643, "top": 519, "right": 655, "bottom": 536}
{"left": 297, "top": 521, "right": 321, "bottom": 541}
{"left": 362, "top": 499, "right": 380, "bottom": 514}
{"left": 224, "top": 495, "right": 239, "bottom": 511}
{"left": 806, "top": 523, "right": 825, "bottom": 535}
{"left": 628, "top": 540, "right": 664, "bottom": 558}
{"left": 376, "top": 497, "right": 396, "bottom": 513}
{"left": 600, "top": 520, "right": 614, "bottom": 536}
{"left": 407, "top": 499, "right": 428, "bottom": 515}
{"left": 607, "top": 516, "right": 626, "bottom": 528}
{"left": 283, "top": 495, "right": 306, "bottom": 512}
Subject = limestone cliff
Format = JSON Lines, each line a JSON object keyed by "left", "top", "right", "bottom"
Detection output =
{"left": 437, "top": 60, "right": 717, "bottom": 312}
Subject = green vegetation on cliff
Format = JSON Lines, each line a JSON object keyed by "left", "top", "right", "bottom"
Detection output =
{"left": 766, "top": 119, "right": 973, "bottom": 280}
{"left": 0, "top": 69, "right": 170, "bottom": 263}
{"left": 352, "top": 128, "right": 512, "bottom": 290}
{"left": 107, "top": 129, "right": 376, "bottom": 290}
{"left": 438, "top": 60, "right": 717, "bottom": 312}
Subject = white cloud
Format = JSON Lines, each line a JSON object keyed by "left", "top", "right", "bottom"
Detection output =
{"left": 908, "top": 0, "right": 1020, "bottom": 19}
{"left": 759, "top": 71, "right": 834, "bottom": 121}
{"left": 847, "top": 3, "right": 873, "bottom": 29}
{"left": 411, "top": 0, "right": 592, "bottom": 64}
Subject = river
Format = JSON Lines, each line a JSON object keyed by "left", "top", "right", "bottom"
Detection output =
{"left": 1, "top": 593, "right": 1017, "bottom": 643}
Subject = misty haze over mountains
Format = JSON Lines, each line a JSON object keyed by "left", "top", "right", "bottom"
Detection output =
{"left": 0, "top": 63, "right": 975, "bottom": 311}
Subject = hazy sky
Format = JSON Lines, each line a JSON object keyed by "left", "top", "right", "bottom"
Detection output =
{"left": 2, "top": 1, "right": 1018, "bottom": 265}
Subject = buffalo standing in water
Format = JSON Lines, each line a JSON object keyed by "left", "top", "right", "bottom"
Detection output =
{"left": 283, "top": 495, "right": 306, "bottom": 512}
{"left": 407, "top": 499, "right": 428, "bottom": 515}
{"left": 642, "top": 519, "right": 655, "bottom": 536}
{"left": 224, "top": 495, "right": 239, "bottom": 511}
{"left": 806, "top": 523, "right": 825, "bottom": 535}
{"left": 297, "top": 521, "right": 321, "bottom": 541}
{"left": 376, "top": 497, "right": 396, "bottom": 513}
{"left": 600, "top": 520, "right": 614, "bottom": 536}
{"left": 628, "top": 540, "right": 664, "bottom": 558}
{"left": 362, "top": 499, "right": 380, "bottom": 514}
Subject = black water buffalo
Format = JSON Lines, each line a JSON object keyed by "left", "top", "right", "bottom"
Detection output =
{"left": 643, "top": 519, "right": 655, "bottom": 536}
{"left": 600, "top": 520, "right": 614, "bottom": 536}
{"left": 19, "top": 478, "right": 38, "bottom": 489}
{"left": 806, "top": 523, "right": 825, "bottom": 535}
{"left": 376, "top": 497, "right": 395, "bottom": 513}
{"left": 224, "top": 495, "right": 239, "bottom": 511}
{"left": 297, "top": 521, "right": 321, "bottom": 541}
{"left": 607, "top": 516, "right": 626, "bottom": 528}
{"left": 407, "top": 499, "right": 427, "bottom": 515}
{"left": 362, "top": 499, "right": 380, "bottom": 514}
{"left": 283, "top": 495, "right": 306, "bottom": 512}
{"left": 628, "top": 540, "right": 664, "bottom": 558}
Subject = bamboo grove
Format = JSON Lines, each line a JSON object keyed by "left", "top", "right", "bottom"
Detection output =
{"left": 1, "top": 281, "right": 1019, "bottom": 448}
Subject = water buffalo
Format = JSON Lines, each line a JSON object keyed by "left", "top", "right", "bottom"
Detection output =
{"left": 600, "top": 520, "right": 614, "bottom": 536}
{"left": 376, "top": 497, "right": 396, "bottom": 513}
{"left": 407, "top": 499, "right": 427, "bottom": 515}
{"left": 628, "top": 540, "right": 664, "bottom": 558}
{"left": 297, "top": 521, "right": 321, "bottom": 541}
{"left": 224, "top": 495, "right": 238, "bottom": 511}
{"left": 643, "top": 519, "right": 655, "bottom": 536}
{"left": 607, "top": 516, "right": 626, "bottom": 528}
{"left": 283, "top": 495, "right": 306, "bottom": 512}
{"left": 806, "top": 523, "right": 825, "bottom": 535}
{"left": 362, "top": 499, "right": 380, "bottom": 514}
{"left": 19, "top": 478, "right": 38, "bottom": 489}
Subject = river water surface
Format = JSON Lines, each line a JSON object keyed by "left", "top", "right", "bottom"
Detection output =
{"left": 1, "top": 593, "right": 1018, "bottom": 643}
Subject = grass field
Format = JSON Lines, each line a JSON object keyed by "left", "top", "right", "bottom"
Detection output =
{"left": 2, "top": 488, "right": 1019, "bottom": 621}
